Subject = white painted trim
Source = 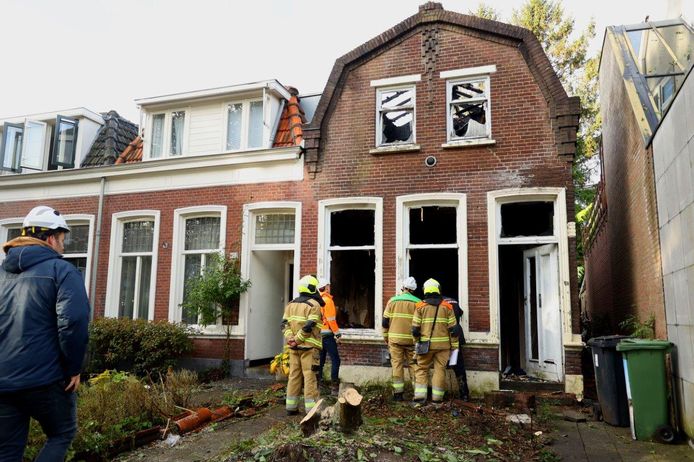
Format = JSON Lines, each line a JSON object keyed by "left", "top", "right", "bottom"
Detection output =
{"left": 136, "top": 80, "right": 291, "bottom": 106}
{"left": 241, "top": 201, "right": 302, "bottom": 357}
{"left": 439, "top": 65, "right": 497, "bottom": 79}
{"left": 445, "top": 75, "right": 492, "bottom": 143}
{"left": 486, "top": 188, "right": 579, "bottom": 375}
{"left": 370, "top": 74, "right": 422, "bottom": 87}
{"left": 105, "top": 210, "right": 160, "bottom": 320}
{"left": 441, "top": 139, "right": 496, "bottom": 149}
{"left": 0, "top": 107, "right": 104, "bottom": 125}
{"left": 168, "top": 206, "right": 228, "bottom": 333}
{"left": 395, "top": 193, "right": 471, "bottom": 339}
{"left": 375, "top": 84, "right": 417, "bottom": 147}
{"left": 220, "top": 97, "right": 266, "bottom": 152}
{"left": 0, "top": 218, "right": 24, "bottom": 263}
{"left": 317, "top": 197, "right": 383, "bottom": 338}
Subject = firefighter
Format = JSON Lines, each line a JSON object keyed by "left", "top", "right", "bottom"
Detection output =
{"left": 412, "top": 278, "right": 459, "bottom": 404}
{"left": 444, "top": 296, "right": 470, "bottom": 401}
{"left": 317, "top": 278, "right": 342, "bottom": 396}
{"left": 282, "top": 275, "right": 324, "bottom": 415}
{"left": 382, "top": 276, "right": 420, "bottom": 401}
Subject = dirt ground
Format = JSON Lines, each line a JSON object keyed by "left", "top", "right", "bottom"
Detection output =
{"left": 114, "top": 378, "right": 558, "bottom": 462}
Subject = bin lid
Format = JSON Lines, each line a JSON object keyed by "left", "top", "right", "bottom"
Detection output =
{"left": 587, "top": 335, "right": 631, "bottom": 348}
{"left": 615, "top": 339, "right": 672, "bottom": 352}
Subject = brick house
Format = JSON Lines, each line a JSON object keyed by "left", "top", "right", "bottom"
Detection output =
{"left": 0, "top": 3, "right": 581, "bottom": 396}
{"left": 583, "top": 17, "right": 694, "bottom": 437}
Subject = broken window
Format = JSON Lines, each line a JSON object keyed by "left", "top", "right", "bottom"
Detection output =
{"left": 328, "top": 209, "right": 376, "bottom": 328}
{"left": 500, "top": 202, "right": 554, "bottom": 238}
{"left": 407, "top": 206, "right": 459, "bottom": 299}
{"left": 377, "top": 86, "right": 415, "bottom": 146}
{"left": 447, "top": 77, "right": 490, "bottom": 141}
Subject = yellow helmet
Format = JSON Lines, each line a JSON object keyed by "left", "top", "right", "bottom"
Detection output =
{"left": 298, "top": 275, "right": 319, "bottom": 294}
{"left": 423, "top": 278, "right": 441, "bottom": 294}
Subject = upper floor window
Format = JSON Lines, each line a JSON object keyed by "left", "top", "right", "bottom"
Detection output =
{"left": 446, "top": 77, "right": 490, "bottom": 141}
{"left": 0, "top": 116, "right": 78, "bottom": 172}
{"left": 226, "top": 100, "right": 264, "bottom": 151}
{"left": 148, "top": 110, "right": 187, "bottom": 159}
{"left": 376, "top": 86, "right": 415, "bottom": 146}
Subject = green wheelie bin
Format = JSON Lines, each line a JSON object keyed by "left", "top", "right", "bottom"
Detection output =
{"left": 616, "top": 339, "right": 674, "bottom": 443}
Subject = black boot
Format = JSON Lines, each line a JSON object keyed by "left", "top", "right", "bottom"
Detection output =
{"left": 458, "top": 376, "right": 470, "bottom": 401}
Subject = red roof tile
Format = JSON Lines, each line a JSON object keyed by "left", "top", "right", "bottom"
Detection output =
{"left": 115, "top": 136, "right": 143, "bottom": 164}
{"left": 273, "top": 87, "right": 305, "bottom": 148}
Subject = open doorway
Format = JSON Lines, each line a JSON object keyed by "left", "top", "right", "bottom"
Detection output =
{"left": 497, "top": 200, "right": 563, "bottom": 385}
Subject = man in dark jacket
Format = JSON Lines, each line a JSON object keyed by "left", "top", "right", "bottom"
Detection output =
{"left": 0, "top": 206, "right": 90, "bottom": 461}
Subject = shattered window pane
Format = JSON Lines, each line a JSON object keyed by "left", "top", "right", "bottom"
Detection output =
{"left": 378, "top": 87, "right": 414, "bottom": 145}
{"left": 449, "top": 79, "right": 489, "bottom": 140}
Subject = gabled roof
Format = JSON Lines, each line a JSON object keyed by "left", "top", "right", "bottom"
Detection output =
{"left": 273, "top": 87, "right": 305, "bottom": 148}
{"left": 81, "top": 111, "right": 139, "bottom": 167}
{"left": 307, "top": 2, "right": 574, "bottom": 133}
{"left": 115, "top": 136, "right": 143, "bottom": 164}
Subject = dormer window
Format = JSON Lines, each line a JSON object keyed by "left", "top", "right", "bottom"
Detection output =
{"left": 370, "top": 74, "right": 421, "bottom": 149}
{"left": 226, "top": 100, "right": 264, "bottom": 151}
{"left": 1, "top": 115, "right": 79, "bottom": 172}
{"left": 441, "top": 65, "right": 496, "bottom": 144}
{"left": 148, "top": 110, "right": 187, "bottom": 159}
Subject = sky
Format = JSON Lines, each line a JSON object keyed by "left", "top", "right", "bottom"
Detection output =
{"left": 0, "top": 0, "right": 687, "bottom": 122}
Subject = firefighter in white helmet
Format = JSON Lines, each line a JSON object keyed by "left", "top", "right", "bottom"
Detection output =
{"left": 412, "top": 278, "right": 459, "bottom": 404}
{"left": 382, "top": 276, "right": 420, "bottom": 401}
{"left": 281, "top": 275, "right": 324, "bottom": 415}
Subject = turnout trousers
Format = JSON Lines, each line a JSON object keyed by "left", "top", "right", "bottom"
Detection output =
{"left": 388, "top": 343, "right": 416, "bottom": 395}
{"left": 286, "top": 348, "right": 319, "bottom": 413}
{"left": 414, "top": 349, "right": 451, "bottom": 402}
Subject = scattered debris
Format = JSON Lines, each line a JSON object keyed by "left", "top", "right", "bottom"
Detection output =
{"left": 163, "top": 434, "right": 180, "bottom": 448}
{"left": 506, "top": 413, "right": 532, "bottom": 425}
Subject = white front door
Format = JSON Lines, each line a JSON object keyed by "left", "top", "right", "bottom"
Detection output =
{"left": 246, "top": 250, "right": 293, "bottom": 361}
{"left": 523, "top": 244, "right": 563, "bottom": 381}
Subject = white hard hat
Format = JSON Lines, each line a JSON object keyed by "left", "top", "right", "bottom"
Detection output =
{"left": 23, "top": 206, "right": 70, "bottom": 232}
{"left": 318, "top": 277, "right": 330, "bottom": 289}
{"left": 401, "top": 276, "right": 417, "bottom": 291}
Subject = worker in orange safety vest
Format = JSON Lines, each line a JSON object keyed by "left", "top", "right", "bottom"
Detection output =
{"left": 317, "top": 277, "right": 341, "bottom": 396}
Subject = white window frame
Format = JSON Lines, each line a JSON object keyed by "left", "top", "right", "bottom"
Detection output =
{"left": 20, "top": 120, "right": 48, "bottom": 170}
{"left": 395, "top": 194, "right": 470, "bottom": 339}
{"left": 105, "top": 210, "right": 160, "bottom": 320}
{"left": 144, "top": 109, "right": 189, "bottom": 160}
{"left": 445, "top": 75, "right": 492, "bottom": 143}
{"left": 375, "top": 84, "right": 417, "bottom": 147}
{"left": 486, "top": 188, "right": 580, "bottom": 350}
{"left": 168, "top": 205, "right": 227, "bottom": 334}
{"left": 240, "top": 201, "right": 302, "bottom": 345}
{"left": 317, "top": 197, "right": 383, "bottom": 339}
{"left": 221, "top": 98, "right": 265, "bottom": 152}
{"left": 1, "top": 215, "right": 95, "bottom": 291}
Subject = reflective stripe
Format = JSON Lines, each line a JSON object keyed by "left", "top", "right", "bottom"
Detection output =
{"left": 283, "top": 329, "right": 293, "bottom": 337}
{"left": 389, "top": 313, "right": 414, "bottom": 319}
{"left": 305, "top": 337, "right": 322, "bottom": 347}
{"left": 414, "top": 384, "right": 427, "bottom": 399}
{"left": 296, "top": 331, "right": 305, "bottom": 342}
{"left": 392, "top": 380, "right": 404, "bottom": 391}
{"left": 432, "top": 387, "right": 445, "bottom": 397}
{"left": 287, "top": 316, "right": 307, "bottom": 322}
{"left": 308, "top": 314, "right": 321, "bottom": 321}
{"left": 286, "top": 396, "right": 299, "bottom": 410}
{"left": 326, "top": 316, "right": 336, "bottom": 321}
{"left": 387, "top": 333, "right": 414, "bottom": 339}
{"left": 305, "top": 399, "right": 316, "bottom": 410}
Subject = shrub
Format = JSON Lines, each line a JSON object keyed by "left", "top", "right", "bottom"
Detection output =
{"left": 146, "top": 369, "right": 199, "bottom": 417}
{"left": 87, "top": 318, "right": 193, "bottom": 377}
{"left": 619, "top": 314, "right": 656, "bottom": 339}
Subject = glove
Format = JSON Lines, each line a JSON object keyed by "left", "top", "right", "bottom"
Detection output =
{"left": 412, "top": 326, "right": 421, "bottom": 338}
{"left": 302, "top": 320, "right": 316, "bottom": 333}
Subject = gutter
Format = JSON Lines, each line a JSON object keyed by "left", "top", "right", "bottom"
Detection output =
{"left": 89, "top": 176, "right": 106, "bottom": 320}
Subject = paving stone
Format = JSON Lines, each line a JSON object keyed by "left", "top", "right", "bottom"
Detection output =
{"left": 563, "top": 410, "right": 588, "bottom": 422}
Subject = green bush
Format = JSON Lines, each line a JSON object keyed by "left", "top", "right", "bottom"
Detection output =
{"left": 87, "top": 318, "right": 193, "bottom": 376}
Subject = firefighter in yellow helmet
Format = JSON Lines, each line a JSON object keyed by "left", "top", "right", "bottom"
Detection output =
{"left": 282, "top": 275, "right": 324, "bottom": 415}
{"left": 412, "top": 278, "right": 459, "bottom": 404}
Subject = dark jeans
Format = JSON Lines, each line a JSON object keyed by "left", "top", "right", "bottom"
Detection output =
{"left": 319, "top": 334, "right": 341, "bottom": 382}
{"left": 0, "top": 381, "right": 77, "bottom": 462}
{"left": 452, "top": 351, "right": 470, "bottom": 398}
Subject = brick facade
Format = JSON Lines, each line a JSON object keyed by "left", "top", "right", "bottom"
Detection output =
{"left": 0, "top": 4, "right": 580, "bottom": 383}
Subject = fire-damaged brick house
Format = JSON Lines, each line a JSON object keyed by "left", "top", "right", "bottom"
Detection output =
{"left": 0, "top": 3, "right": 581, "bottom": 396}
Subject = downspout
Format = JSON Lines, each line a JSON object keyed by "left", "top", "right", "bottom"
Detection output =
{"left": 89, "top": 176, "right": 106, "bottom": 320}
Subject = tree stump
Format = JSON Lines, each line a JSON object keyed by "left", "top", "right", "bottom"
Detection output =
{"left": 300, "top": 399, "right": 327, "bottom": 436}
{"left": 335, "top": 385, "right": 363, "bottom": 433}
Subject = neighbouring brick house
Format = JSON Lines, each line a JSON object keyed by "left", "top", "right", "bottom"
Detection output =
{"left": 583, "top": 16, "right": 694, "bottom": 438}
{"left": 0, "top": 3, "right": 582, "bottom": 396}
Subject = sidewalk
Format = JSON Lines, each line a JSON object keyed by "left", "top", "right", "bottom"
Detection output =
{"left": 552, "top": 419, "right": 694, "bottom": 461}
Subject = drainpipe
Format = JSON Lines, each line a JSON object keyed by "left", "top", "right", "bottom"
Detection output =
{"left": 89, "top": 176, "right": 106, "bottom": 320}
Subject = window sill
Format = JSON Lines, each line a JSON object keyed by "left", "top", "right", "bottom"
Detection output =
{"left": 369, "top": 144, "right": 421, "bottom": 155}
{"left": 441, "top": 139, "right": 496, "bottom": 149}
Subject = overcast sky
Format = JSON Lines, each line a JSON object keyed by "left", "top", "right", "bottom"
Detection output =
{"left": 0, "top": 0, "right": 685, "bottom": 122}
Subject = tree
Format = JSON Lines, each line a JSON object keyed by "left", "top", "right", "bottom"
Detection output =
{"left": 181, "top": 252, "right": 251, "bottom": 374}
{"left": 469, "top": 3, "right": 501, "bottom": 21}
{"left": 472, "top": 0, "right": 599, "bottom": 277}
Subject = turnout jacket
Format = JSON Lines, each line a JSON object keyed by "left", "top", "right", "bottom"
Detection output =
{"left": 282, "top": 294, "right": 324, "bottom": 349}
{"left": 0, "top": 237, "right": 90, "bottom": 392}
{"left": 412, "top": 295, "right": 459, "bottom": 350}
{"left": 382, "top": 292, "right": 421, "bottom": 345}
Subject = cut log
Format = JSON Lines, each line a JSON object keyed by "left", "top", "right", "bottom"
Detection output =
{"left": 336, "top": 385, "right": 363, "bottom": 433}
{"left": 300, "top": 399, "right": 327, "bottom": 436}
